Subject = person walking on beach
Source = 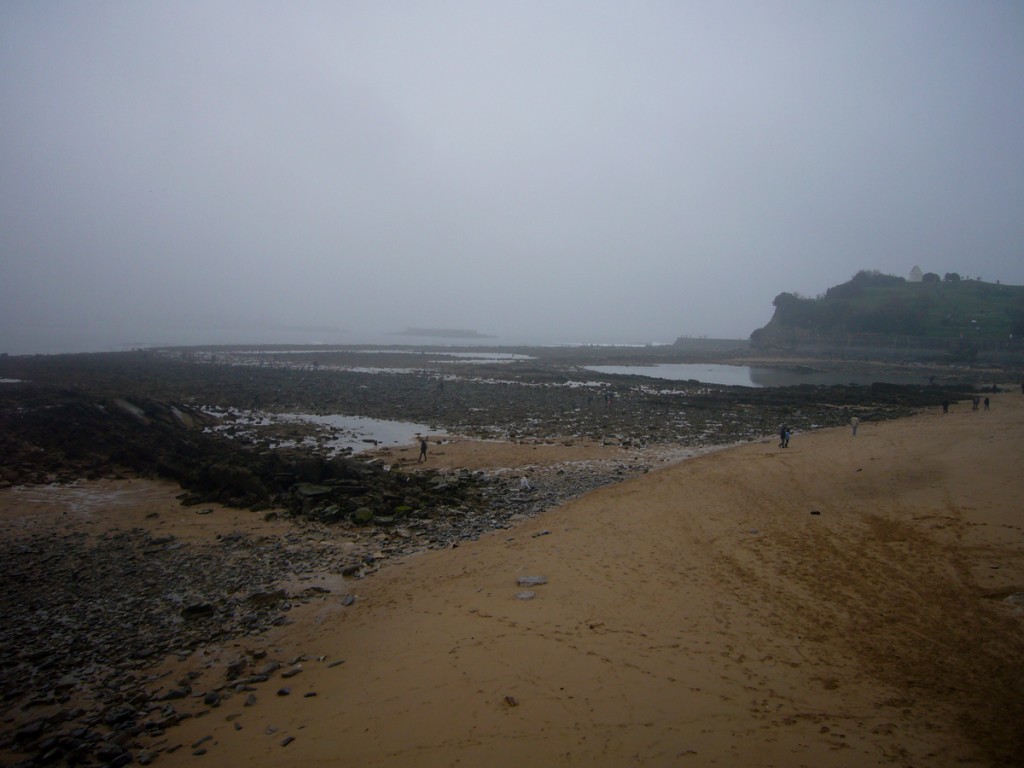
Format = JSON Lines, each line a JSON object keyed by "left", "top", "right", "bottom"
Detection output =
{"left": 850, "top": 415, "right": 859, "bottom": 436}
{"left": 779, "top": 425, "right": 790, "bottom": 448}
{"left": 942, "top": 399, "right": 949, "bottom": 414}
{"left": 984, "top": 397, "right": 990, "bottom": 411}
{"left": 418, "top": 437, "right": 428, "bottom": 462}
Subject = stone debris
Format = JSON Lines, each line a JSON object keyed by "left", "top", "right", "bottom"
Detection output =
{"left": 0, "top": 524, "right": 365, "bottom": 766}
{"left": 516, "top": 575, "right": 548, "bottom": 587}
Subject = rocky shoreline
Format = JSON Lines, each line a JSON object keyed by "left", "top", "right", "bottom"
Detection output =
{"left": 0, "top": 462, "right": 675, "bottom": 768}
{"left": 0, "top": 346, "right": 987, "bottom": 766}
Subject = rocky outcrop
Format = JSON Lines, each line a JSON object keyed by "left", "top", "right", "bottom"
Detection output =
{"left": 0, "top": 387, "right": 491, "bottom": 524}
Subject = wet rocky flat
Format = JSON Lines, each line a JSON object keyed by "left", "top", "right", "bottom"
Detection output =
{"left": 0, "top": 346, "right": 980, "bottom": 766}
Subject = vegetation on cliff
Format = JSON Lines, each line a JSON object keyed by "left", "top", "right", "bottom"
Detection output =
{"left": 751, "top": 271, "right": 1024, "bottom": 355}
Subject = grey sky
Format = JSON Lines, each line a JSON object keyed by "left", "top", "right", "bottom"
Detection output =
{"left": 2, "top": 1, "right": 1022, "bottom": 353}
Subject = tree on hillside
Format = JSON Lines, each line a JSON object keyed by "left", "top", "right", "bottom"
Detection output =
{"left": 922, "top": 272, "right": 941, "bottom": 284}
{"left": 944, "top": 272, "right": 961, "bottom": 282}
{"left": 771, "top": 292, "right": 816, "bottom": 326}
{"left": 850, "top": 270, "right": 906, "bottom": 288}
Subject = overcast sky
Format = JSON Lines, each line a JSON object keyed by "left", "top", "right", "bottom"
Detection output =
{"left": 2, "top": 1, "right": 1022, "bottom": 352}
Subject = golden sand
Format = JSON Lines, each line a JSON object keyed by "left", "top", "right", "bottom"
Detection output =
{"left": 4, "top": 394, "right": 1023, "bottom": 766}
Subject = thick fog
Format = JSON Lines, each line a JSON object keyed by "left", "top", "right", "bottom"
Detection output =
{"left": 2, "top": 2, "right": 1022, "bottom": 353}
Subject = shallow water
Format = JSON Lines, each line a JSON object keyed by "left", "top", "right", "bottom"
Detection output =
{"left": 584, "top": 363, "right": 939, "bottom": 388}
{"left": 204, "top": 408, "right": 445, "bottom": 456}
{"left": 435, "top": 351, "right": 534, "bottom": 363}
{"left": 282, "top": 413, "right": 446, "bottom": 453}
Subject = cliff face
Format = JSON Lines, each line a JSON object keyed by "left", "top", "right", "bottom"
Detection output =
{"left": 750, "top": 271, "right": 1024, "bottom": 363}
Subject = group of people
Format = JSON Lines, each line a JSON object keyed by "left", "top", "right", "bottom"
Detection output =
{"left": 776, "top": 387, "right": 1008, "bottom": 452}
{"left": 778, "top": 425, "right": 791, "bottom": 448}
{"left": 779, "top": 414, "right": 860, "bottom": 448}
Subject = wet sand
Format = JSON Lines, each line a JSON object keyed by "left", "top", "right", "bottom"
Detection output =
{"left": 4, "top": 394, "right": 1024, "bottom": 766}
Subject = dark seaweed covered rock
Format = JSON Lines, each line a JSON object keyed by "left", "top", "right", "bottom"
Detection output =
{"left": 0, "top": 383, "right": 489, "bottom": 521}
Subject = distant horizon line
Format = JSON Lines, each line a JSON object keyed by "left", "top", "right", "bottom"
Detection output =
{"left": 1, "top": 331, "right": 750, "bottom": 357}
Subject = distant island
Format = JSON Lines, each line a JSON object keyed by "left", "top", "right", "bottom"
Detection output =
{"left": 749, "top": 269, "right": 1024, "bottom": 364}
{"left": 393, "top": 328, "right": 495, "bottom": 339}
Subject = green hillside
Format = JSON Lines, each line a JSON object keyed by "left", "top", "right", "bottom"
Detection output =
{"left": 751, "top": 271, "right": 1024, "bottom": 354}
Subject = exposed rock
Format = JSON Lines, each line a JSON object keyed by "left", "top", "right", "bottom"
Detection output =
{"left": 516, "top": 576, "right": 548, "bottom": 587}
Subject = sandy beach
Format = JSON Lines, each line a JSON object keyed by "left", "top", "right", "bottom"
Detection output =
{"left": 3, "top": 392, "right": 1024, "bottom": 766}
